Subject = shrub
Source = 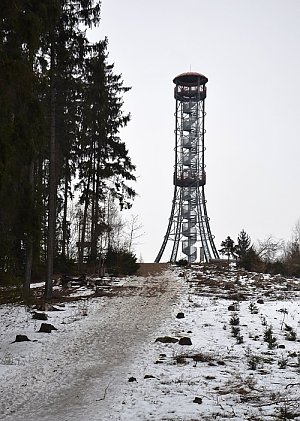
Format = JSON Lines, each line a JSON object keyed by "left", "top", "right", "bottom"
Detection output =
{"left": 249, "top": 302, "right": 259, "bottom": 314}
{"left": 176, "top": 259, "right": 188, "bottom": 267}
{"left": 278, "top": 355, "right": 288, "bottom": 369}
{"left": 285, "top": 326, "right": 297, "bottom": 341}
{"left": 105, "top": 247, "right": 140, "bottom": 276}
{"left": 247, "top": 354, "right": 261, "bottom": 370}
{"left": 239, "top": 247, "right": 264, "bottom": 272}
{"left": 229, "top": 313, "right": 240, "bottom": 326}
{"left": 264, "top": 326, "right": 277, "bottom": 349}
{"left": 231, "top": 326, "right": 240, "bottom": 337}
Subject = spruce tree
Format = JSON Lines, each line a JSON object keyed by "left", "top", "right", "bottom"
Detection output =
{"left": 0, "top": 1, "right": 136, "bottom": 294}
{"left": 76, "top": 43, "right": 135, "bottom": 269}
{"left": 236, "top": 229, "right": 251, "bottom": 259}
{"left": 39, "top": 0, "right": 101, "bottom": 297}
{"left": 0, "top": 1, "right": 48, "bottom": 287}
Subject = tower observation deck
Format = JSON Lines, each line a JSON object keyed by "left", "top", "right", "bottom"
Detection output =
{"left": 155, "top": 72, "right": 219, "bottom": 263}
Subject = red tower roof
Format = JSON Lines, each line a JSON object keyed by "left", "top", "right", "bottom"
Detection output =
{"left": 173, "top": 72, "right": 208, "bottom": 86}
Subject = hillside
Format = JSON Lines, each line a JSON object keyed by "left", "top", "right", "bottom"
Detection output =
{"left": 0, "top": 264, "right": 300, "bottom": 420}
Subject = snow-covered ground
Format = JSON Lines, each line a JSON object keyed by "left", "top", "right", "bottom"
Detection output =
{"left": 0, "top": 265, "right": 300, "bottom": 420}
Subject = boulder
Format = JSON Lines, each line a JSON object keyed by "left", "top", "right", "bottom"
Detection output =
{"left": 179, "top": 337, "right": 192, "bottom": 346}
{"left": 38, "top": 323, "right": 57, "bottom": 333}
{"left": 32, "top": 312, "right": 48, "bottom": 321}
{"left": 257, "top": 299, "right": 264, "bottom": 304}
{"left": 155, "top": 336, "right": 178, "bottom": 344}
{"left": 14, "top": 334, "right": 30, "bottom": 342}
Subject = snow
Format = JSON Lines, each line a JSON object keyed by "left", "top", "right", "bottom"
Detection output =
{"left": 0, "top": 265, "right": 300, "bottom": 420}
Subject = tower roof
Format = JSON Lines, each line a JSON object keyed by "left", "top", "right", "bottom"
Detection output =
{"left": 173, "top": 72, "right": 208, "bottom": 86}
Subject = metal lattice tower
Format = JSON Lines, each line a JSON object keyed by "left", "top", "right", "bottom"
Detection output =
{"left": 155, "top": 72, "right": 219, "bottom": 264}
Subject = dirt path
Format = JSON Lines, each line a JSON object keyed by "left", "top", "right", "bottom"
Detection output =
{"left": 2, "top": 269, "right": 183, "bottom": 421}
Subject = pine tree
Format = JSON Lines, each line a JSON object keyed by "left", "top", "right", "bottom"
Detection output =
{"left": 219, "top": 236, "right": 237, "bottom": 262}
{"left": 236, "top": 229, "right": 251, "bottom": 259}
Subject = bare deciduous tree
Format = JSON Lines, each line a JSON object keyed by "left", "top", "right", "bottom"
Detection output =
{"left": 255, "top": 236, "right": 284, "bottom": 263}
{"left": 125, "top": 214, "right": 144, "bottom": 252}
{"left": 292, "top": 219, "right": 300, "bottom": 244}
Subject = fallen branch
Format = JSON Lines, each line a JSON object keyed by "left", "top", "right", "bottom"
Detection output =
{"left": 285, "top": 383, "right": 300, "bottom": 389}
{"left": 256, "top": 398, "right": 299, "bottom": 408}
{"left": 96, "top": 383, "right": 110, "bottom": 401}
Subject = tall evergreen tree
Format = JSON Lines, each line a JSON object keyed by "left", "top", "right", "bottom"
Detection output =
{"left": 236, "top": 229, "right": 251, "bottom": 259}
{"left": 0, "top": 1, "right": 136, "bottom": 295}
{"left": 38, "top": 0, "right": 102, "bottom": 297}
{"left": 0, "top": 1, "right": 49, "bottom": 287}
{"left": 76, "top": 43, "right": 135, "bottom": 269}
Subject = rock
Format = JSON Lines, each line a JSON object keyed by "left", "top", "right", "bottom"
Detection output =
{"left": 278, "top": 344, "right": 285, "bottom": 349}
{"left": 178, "top": 337, "right": 192, "bottom": 346}
{"left": 32, "top": 312, "right": 48, "bottom": 321}
{"left": 38, "top": 323, "right": 57, "bottom": 333}
{"left": 155, "top": 336, "right": 178, "bottom": 344}
{"left": 176, "top": 312, "right": 185, "bottom": 319}
{"left": 144, "top": 375, "right": 155, "bottom": 379}
{"left": 257, "top": 299, "right": 264, "bottom": 304}
{"left": 14, "top": 335, "right": 30, "bottom": 342}
{"left": 128, "top": 377, "right": 137, "bottom": 382}
{"left": 193, "top": 397, "right": 203, "bottom": 404}
{"left": 36, "top": 303, "right": 61, "bottom": 312}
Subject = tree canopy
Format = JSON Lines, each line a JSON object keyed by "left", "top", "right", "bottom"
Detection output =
{"left": 0, "top": 1, "right": 136, "bottom": 296}
{"left": 219, "top": 236, "right": 237, "bottom": 260}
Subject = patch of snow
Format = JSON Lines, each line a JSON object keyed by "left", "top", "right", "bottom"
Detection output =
{"left": 0, "top": 266, "right": 299, "bottom": 420}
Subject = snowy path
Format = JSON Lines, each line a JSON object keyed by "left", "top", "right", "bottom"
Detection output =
{"left": 0, "top": 270, "right": 183, "bottom": 421}
{"left": 3, "top": 266, "right": 299, "bottom": 420}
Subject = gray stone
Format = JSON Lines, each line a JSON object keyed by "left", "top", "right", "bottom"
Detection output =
{"left": 179, "top": 337, "right": 192, "bottom": 346}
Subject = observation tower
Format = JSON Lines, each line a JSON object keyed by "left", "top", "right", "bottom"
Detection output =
{"left": 155, "top": 72, "right": 219, "bottom": 263}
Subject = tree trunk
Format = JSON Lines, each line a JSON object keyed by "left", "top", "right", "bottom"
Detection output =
{"left": 23, "top": 160, "right": 35, "bottom": 296}
{"left": 90, "top": 145, "right": 97, "bottom": 263}
{"left": 78, "top": 173, "right": 91, "bottom": 271}
{"left": 91, "top": 144, "right": 101, "bottom": 265}
{"left": 45, "top": 42, "right": 56, "bottom": 299}
{"left": 62, "top": 160, "right": 69, "bottom": 260}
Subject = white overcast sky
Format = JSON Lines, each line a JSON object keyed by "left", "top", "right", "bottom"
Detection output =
{"left": 89, "top": 0, "right": 300, "bottom": 262}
